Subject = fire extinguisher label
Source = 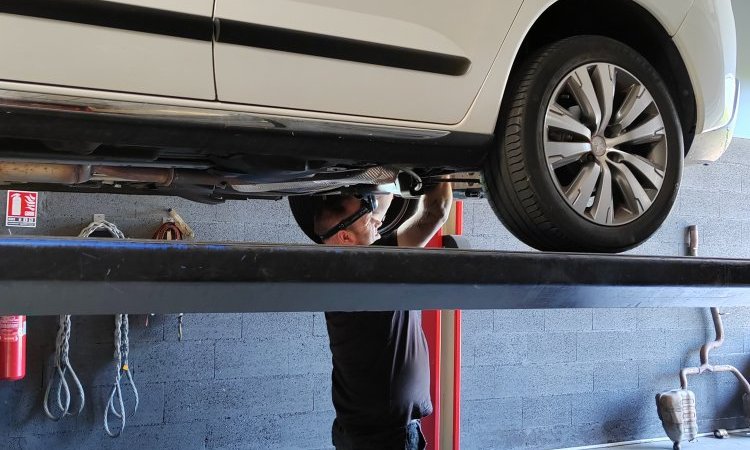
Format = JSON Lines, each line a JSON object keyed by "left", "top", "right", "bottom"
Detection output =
{"left": 6, "top": 190, "right": 39, "bottom": 228}
{"left": 0, "top": 316, "right": 24, "bottom": 342}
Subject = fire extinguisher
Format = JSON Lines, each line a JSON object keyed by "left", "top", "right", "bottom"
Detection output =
{"left": 0, "top": 315, "right": 27, "bottom": 381}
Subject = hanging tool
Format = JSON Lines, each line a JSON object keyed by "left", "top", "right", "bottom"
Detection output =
{"left": 43, "top": 314, "right": 84, "bottom": 420}
{"left": 153, "top": 211, "right": 189, "bottom": 340}
{"left": 152, "top": 221, "right": 183, "bottom": 240}
{"left": 167, "top": 208, "right": 194, "bottom": 240}
{"left": 79, "top": 216, "right": 126, "bottom": 239}
{"left": 104, "top": 313, "right": 139, "bottom": 437}
{"left": 177, "top": 314, "right": 184, "bottom": 341}
{"left": 40, "top": 217, "right": 119, "bottom": 421}
{"left": 77, "top": 216, "right": 139, "bottom": 437}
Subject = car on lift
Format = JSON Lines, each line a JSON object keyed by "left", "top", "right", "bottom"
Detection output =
{"left": 0, "top": 0, "right": 739, "bottom": 252}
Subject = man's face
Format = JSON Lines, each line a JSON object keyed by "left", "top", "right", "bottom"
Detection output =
{"left": 339, "top": 197, "right": 383, "bottom": 245}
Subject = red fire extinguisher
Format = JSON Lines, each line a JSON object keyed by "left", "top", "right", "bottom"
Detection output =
{"left": 0, "top": 315, "right": 27, "bottom": 381}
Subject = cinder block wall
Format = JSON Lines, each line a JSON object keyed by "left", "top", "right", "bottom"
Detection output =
{"left": 459, "top": 139, "right": 750, "bottom": 449}
{"left": 0, "top": 139, "right": 748, "bottom": 449}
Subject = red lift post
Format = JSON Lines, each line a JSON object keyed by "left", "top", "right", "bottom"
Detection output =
{"left": 422, "top": 200, "right": 463, "bottom": 450}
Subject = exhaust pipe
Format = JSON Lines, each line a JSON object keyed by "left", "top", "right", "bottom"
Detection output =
{"left": 656, "top": 225, "right": 750, "bottom": 450}
{"left": 0, "top": 162, "right": 219, "bottom": 187}
{"left": 91, "top": 166, "right": 174, "bottom": 185}
{"left": 0, "top": 162, "right": 92, "bottom": 184}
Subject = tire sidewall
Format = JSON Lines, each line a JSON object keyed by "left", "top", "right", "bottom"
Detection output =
{"left": 519, "top": 37, "right": 683, "bottom": 251}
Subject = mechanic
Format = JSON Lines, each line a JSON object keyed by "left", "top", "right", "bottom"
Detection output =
{"left": 313, "top": 182, "right": 452, "bottom": 450}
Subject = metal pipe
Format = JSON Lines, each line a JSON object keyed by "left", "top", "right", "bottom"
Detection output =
{"left": 700, "top": 308, "right": 724, "bottom": 365}
{"left": 0, "top": 162, "right": 91, "bottom": 184}
{"left": 687, "top": 225, "right": 698, "bottom": 257}
{"left": 678, "top": 225, "right": 750, "bottom": 395}
{"left": 679, "top": 367, "right": 699, "bottom": 388}
{"left": 681, "top": 363, "right": 750, "bottom": 394}
{"left": 91, "top": 166, "right": 174, "bottom": 186}
{"left": 0, "top": 161, "right": 192, "bottom": 187}
{"left": 170, "top": 170, "right": 223, "bottom": 186}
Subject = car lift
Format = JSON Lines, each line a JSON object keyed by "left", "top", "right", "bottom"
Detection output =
{"left": 1, "top": 215, "right": 749, "bottom": 450}
{"left": 1, "top": 237, "right": 748, "bottom": 315}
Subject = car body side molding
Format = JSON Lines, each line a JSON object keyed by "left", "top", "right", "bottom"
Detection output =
{"left": 0, "top": 0, "right": 472, "bottom": 77}
{"left": 0, "top": 0, "right": 213, "bottom": 41}
{"left": 215, "top": 18, "right": 472, "bottom": 76}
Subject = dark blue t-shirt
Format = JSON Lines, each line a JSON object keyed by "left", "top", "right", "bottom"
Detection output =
{"left": 325, "top": 233, "right": 433, "bottom": 435}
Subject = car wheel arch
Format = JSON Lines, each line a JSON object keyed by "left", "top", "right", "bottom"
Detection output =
{"left": 500, "top": 0, "right": 697, "bottom": 153}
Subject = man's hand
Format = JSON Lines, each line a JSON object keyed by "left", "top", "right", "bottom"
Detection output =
{"left": 395, "top": 182, "right": 452, "bottom": 248}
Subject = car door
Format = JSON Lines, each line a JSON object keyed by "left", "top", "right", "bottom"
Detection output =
{"left": 0, "top": 0, "right": 215, "bottom": 100}
{"left": 213, "top": 0, "right": 523, "bottom": 124}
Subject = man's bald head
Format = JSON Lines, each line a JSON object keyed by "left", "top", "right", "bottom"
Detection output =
{"left": 313, "top": 195, "right": 382, "bottom": 245}
{"left": 314, "top": 196, "right": 358, "bottom": 236}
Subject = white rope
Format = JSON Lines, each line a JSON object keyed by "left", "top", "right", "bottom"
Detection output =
{"left": 104, "top": 314, "right": 139, "bottom": 437}
{"left": 40, "top": 219, "right": 123, "bottom": 420}
{"left": 76, "top": 219, "right": 138, "bottom": 437}
{"left": 43, "top": 314, "right": 85, "bottom": 420}
{"left": 78, "top": 220, "right": 126, "bottom": 239}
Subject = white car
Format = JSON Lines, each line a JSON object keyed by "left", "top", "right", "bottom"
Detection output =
{"left": 0, "top": 0, "right": 739, "bottom": 252}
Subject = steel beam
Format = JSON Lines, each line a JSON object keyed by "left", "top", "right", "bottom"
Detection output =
{"left": 0, "top": 237, "right": 749, "bottom": 315}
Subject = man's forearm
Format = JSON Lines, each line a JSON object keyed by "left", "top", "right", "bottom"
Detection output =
{"left": 418, "top": 183, "right": 452, "bottom": 229}
{"left": 396, "top": 183, "right": 453, "bottom": 247}
{"left": 424, "top": 182, "right": 453, "bottom": 221}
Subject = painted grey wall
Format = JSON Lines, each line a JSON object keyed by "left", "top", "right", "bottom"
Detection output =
{"left": 0, "top": 139, "right": 749, "bottom": 449}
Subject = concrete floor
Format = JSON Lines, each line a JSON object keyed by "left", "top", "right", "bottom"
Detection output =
{"left": 611, "top": 432, "right": 750, "bottom": 450}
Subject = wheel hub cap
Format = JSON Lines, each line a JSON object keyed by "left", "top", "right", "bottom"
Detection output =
{"left": 591, "top": 136, "right": 607, "bottom": 157}
{"left": 543, "top": 63, "right": 668, "bottom": 226}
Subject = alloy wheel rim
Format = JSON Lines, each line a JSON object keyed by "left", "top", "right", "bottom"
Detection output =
{"left": 543, "top": 63, "right": 668, "bottom": 226}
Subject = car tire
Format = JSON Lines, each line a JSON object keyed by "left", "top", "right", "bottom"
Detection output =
{"left": 289, "top": 195, "right": 418, "bottom": 244}
{"left": 484, "top": 36, "right": 683, "bottom": 252}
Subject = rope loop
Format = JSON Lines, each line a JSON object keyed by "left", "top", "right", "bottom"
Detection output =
{"left": 43, "top": 315, "right": 85, "bottom": 420}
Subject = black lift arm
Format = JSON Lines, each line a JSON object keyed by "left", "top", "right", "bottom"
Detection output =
{"left": 0, "top": 237, "right": 749, "bottom": 315}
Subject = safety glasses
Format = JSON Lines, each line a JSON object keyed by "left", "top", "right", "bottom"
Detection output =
{"left": 318, "top": 194, "right": 378, "bottom": 241}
